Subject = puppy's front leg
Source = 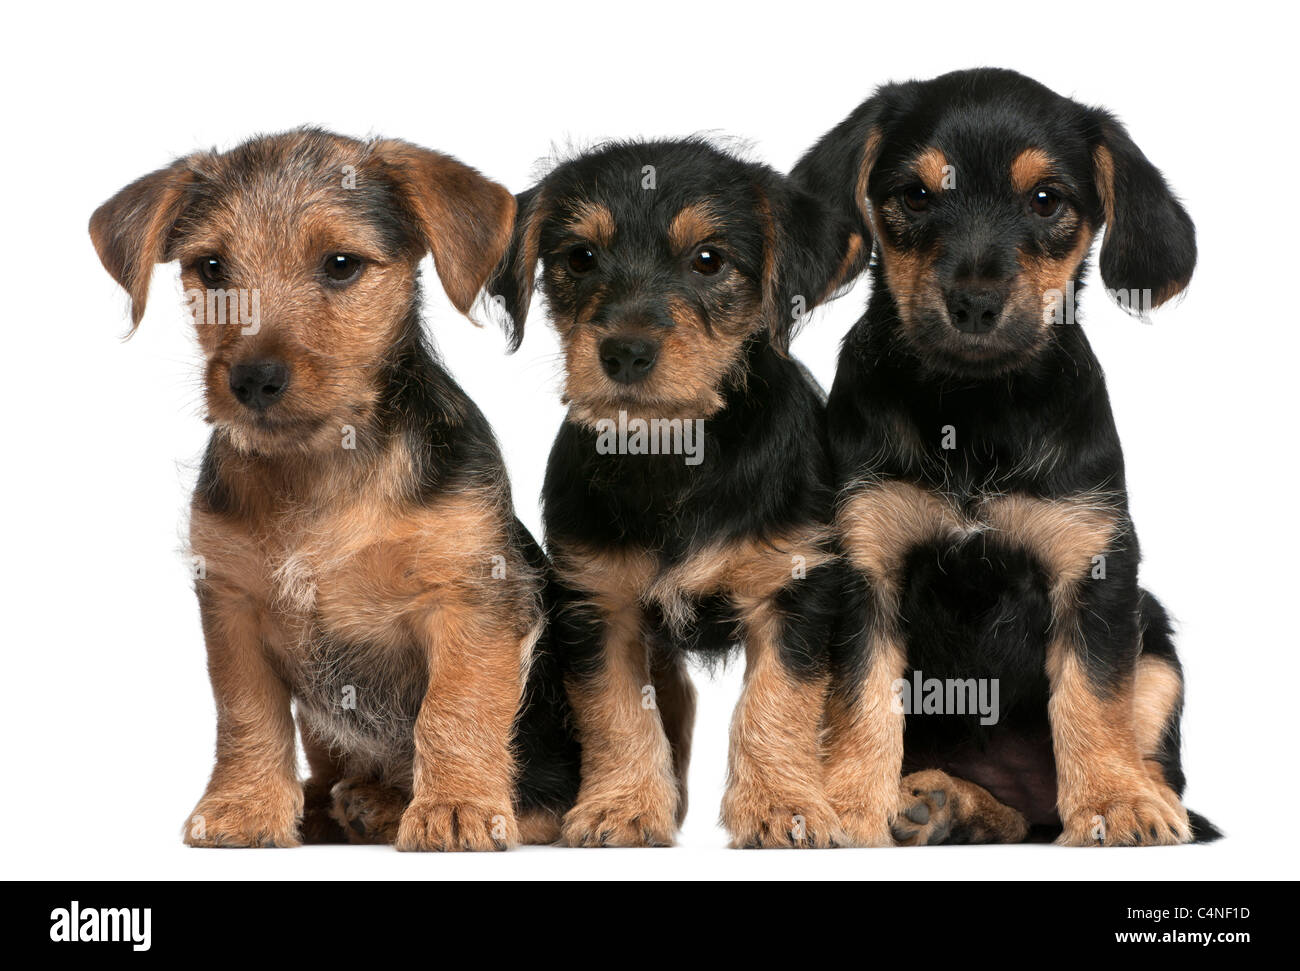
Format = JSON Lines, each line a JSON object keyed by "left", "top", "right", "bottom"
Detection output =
{"left": 185, "top": 587, "right": 302, "bottom": 847}
{"left": 1048, "top": 639, "right": 1191, "bottom": 846}
{"left": 396, "top": 605, "right": 525, "bottom": 852}
{"left": 723, "top": 603, "right": 841, "bottom": 848}
{"left": 981, "top": 494, "right": 1191, "bottom": 846}
{"left": 562, "top": 604, "right": 678, "bottom": 847}
{"left": 825, "top": 482, "right": 957, "bottom": 845}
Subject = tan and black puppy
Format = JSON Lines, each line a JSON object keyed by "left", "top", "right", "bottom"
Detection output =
{"left": 90, "top": 129, "right": 578, "bottom": 850}
{"left": 793, "top": 69, "right": 1218, "bottom": 846}
{"left": 490, "top": 138, "right": 858, "bottom": 847}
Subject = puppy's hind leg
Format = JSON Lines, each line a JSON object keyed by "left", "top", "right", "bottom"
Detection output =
{"left": 891, "top": 770, "right": 1029, "bottom": 846}
{"left": 331, "top": 777, "right": 409, "bottom": 845}
{"left": 299, "top": 717, "right": 347, "bottom": 844}
{"left": 651, "top": 650, "right": 697, "bottom": 827}
{"left": 1133, "top": 593, "right": 1221, "bottom": 842}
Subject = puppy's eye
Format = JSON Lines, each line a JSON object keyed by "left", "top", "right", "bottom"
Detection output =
{"left": 1029, "top": 188, "right": 1062, "bottom": 218}
{"left": 323, "top": 254, "right": 363, "bottom": 285}
{"left": 197, "top": 256, "right": 224, "bottom": 287}
{"left": 567, "top": 245, "right": 596, "bottom": 275}
{"left": 902, "top": 185, "right": 930, "bottom": 212}
{"left": 691, "top": 246, "right": 725, "bottom": 276}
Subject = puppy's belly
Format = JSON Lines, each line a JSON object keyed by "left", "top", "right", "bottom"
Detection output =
{"left": 289, "top": 631, "right": 427, "bottom": 784}
{"left": 898, "top": 533, "right": 1060, "bottom": 824}
{"left": 646, "top": 594, "right": 743, "bottom": 659}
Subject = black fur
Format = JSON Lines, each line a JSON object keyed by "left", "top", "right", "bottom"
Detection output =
{"left": 494, "top": 140, "right": 854, "bottom": 841}
{"left": 796, "top": 68, "right": 1217, "bottom": 842}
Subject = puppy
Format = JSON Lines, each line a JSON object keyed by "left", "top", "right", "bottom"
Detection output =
{"left": 90, "top": 129, "right": 578, "bottom": 850}
{"left": 793, "top": 68, "right": 1218, "bottom": 845}
{"left": 489, "top": 138, "right": 858, "bottom": 847}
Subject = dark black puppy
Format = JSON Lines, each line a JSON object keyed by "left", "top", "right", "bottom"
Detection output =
{"left": 793, "top": 68, "right": 1217, "bottom": 846}
{"left": 490, "top": 138, "right": 857, "bottom": 847}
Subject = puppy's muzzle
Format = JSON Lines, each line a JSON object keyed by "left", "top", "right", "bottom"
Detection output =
{"left": 599, "top": 336, "right": 659, "bottom": 384}
{"left": 229, "top": 359, "right": 290, "bottom": 411}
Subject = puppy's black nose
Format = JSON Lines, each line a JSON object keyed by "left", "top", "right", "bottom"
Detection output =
{"left": 946, "top": 288, "right": 1005, "bottom": 334}
{"left": 599, "top": 337, "right": 659, "bottom": 384}
{"left": 229, "top": 360, "right": 290, "bottom": 411}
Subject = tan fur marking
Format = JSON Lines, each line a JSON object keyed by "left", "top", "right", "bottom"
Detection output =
{"left": 565, "top": 200, "right": 617, "bottom": 248}
{"left": 838, "top": 482, "right": 966, "bottom": 600}
{"left": 722, "top": 607, "right": 841, "bottom": 848}
{"left": 854, "top": 128, "right": 884, "bottom": 224}
{"left": 979, "top": 493, "right": 1118, "bottom": 611}
{"left": 1011, "top": 147, "right": 1056, "bottom": 194}
{"left": 183, "top": 587, "right": 303, "bottom": 847}
{"left": 822, "top": 636, "right": 908, "bottom": 847}
{"left": 560, "top": 284, "right": 758, "bottom": 427}
{"left": 1094, "top": 145, "right": 1117, "bottom": 231}
{"left": 668, "top": 201, "right": 720, "bottom": 251}
{"left": 1048, "top": 646, "right": 1191, "bottom": 845}
{"left": 553, "top": 529, "right": 833, "bottom": 847}
{"left": 823, "top": 232, "right": 865, "bottom": 301}
{"left": 826, "top": 482, "right": 967, "bottom": 845}
{"left": 516, "top": 810, "right": 564, "bottom": 845}
{"left": 1019, "top": 224, "right": 1095, "bottom": 330}
{"left": 912, "top": 146, "right": 949, "bottom": 193}
{"left": 561, "top": 604, "right": 679, "bottom": 847}
{"left": 398, "top": 592, "right": 524, "bottom": 851}
{"left": 1134, "top": 653, "right": 1182, "bottom": 757}
{"left": 648, "top": 527, "right": 832, "bottom": 630}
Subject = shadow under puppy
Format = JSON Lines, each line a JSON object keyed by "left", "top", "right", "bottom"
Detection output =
{"left": 793, "top": 68, "right": 1218, "bottom": 845}
{"left": 90, "top": 129, "right": 578, "bottom": 849}
{"left": 490, "top": 138, "right": 858, "bottom": 847}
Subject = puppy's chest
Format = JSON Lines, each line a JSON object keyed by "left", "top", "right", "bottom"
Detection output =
{"left": 838, "top": 480, "right": 1121, "bottom": 596}
{"left": 192, "top": 502, "right": 429, "bottom": 659}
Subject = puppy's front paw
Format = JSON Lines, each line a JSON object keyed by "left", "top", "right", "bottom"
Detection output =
{"left": 723, "top": 788, "right": 844, "bottom": 849}
{"left": 561, "top": 794, "right": 677, "bottom": 847}
{"left": 832, "top": 801, "right": 901, "bottom": 848}
{"left": 395, "top": 799, "right": 516, "bottom": 852}
{"left": 183, "top": 784, "right": 303, "bottom": 848}
{"left": 1058, "top": 786, "right": 1191, "bottom": 846}
{"left": 330, "top": 778, "right": 408, "bottom": 845}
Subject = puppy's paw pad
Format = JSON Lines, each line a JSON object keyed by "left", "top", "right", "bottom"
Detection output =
{"left": 890, "top": 782, "right": 955, "bottom": 846}
{"left": 330, "top": 778, "right": 408, "bottom": 846}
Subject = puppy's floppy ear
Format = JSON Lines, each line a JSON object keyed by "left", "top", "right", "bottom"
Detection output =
{"left": 757, "top": 176, "right": 862, "bottom": 353}
{"left": 371, "top": 139, "right": 516, "bottom": 319}
{"left": 485, "top": 185, "right": 545, "bottom": 352}
{"left": 789, "top": 95, "right": 886, "bottom": 290}
{"left": 89, "top": 158, "right": 195, "bottom": 332}
{"left": 1089, "top": 110, "right": 1196, "bottom": 310}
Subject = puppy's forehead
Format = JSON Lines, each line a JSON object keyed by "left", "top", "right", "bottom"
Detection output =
{"left": 175, "top": 131, "right": 407, "bottom": 257}
{"left": 879, "top": 76, "right": 1092, "bottom": 188}
{"left": 544, "top": 141, "right": 761, "bottom": 242}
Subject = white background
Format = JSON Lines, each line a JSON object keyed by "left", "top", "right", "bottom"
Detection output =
{"left": 3, "top": 0, "right": 1294, "bottom": 880}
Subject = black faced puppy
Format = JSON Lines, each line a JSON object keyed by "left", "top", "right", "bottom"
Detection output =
{"left": 793, "top": 69, "right": 1217, "bottom": 846}
{"left": 91, "top": 129, "right": 578, "bottom": 849}
{"left": 490, "top": 138, "right": 857, "bottom": 847}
